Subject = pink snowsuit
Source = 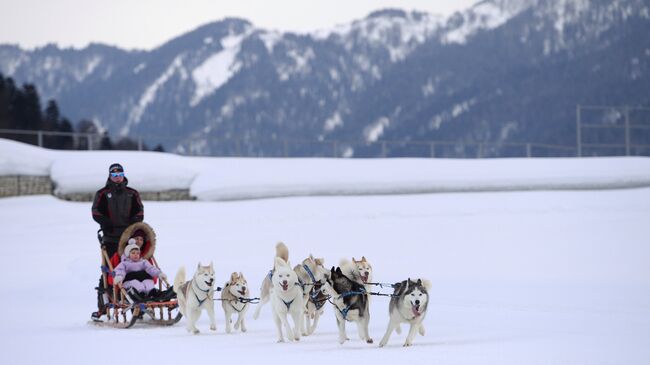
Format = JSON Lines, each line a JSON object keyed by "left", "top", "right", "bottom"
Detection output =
{"left": 113, "top": 255, "right": 161, "bottom": 294}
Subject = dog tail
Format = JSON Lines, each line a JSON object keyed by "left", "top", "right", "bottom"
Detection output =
{"left": 173, "top": 266, "right": 186, "bottom": 294}
{"left": 422, "top": 279, "right": 432, "bottom": 291}
{"left": 275, "top": 241, "right": 289, "bottom": 263}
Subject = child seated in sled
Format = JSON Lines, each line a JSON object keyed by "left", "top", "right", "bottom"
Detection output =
{"left": 113, "top": 240, "right": 169, "bottom": 302}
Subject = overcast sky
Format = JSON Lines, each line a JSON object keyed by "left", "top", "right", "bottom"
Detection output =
{"left": 0, "top": 0, "right": 477, "bottom": 50}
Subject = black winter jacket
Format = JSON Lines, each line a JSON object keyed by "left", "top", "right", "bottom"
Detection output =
{"left": 91, "top": 177, "right": 144, "bottom": 243}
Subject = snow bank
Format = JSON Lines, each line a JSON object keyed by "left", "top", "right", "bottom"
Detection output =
{"left": 2, "top": 138, "right": 650, "bottom": 200}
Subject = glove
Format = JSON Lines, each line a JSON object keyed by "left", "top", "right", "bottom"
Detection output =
{"left": 114, "top": 276, "right": 123, "bottom": 285}
{"left": 159, "top": 272, "right": 167, "bottom": 281}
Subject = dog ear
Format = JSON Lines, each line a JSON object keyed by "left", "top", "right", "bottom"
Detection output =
{"left": 230, "top": 272, "right": 238, "bottom": 282}
{"left": 361, "top": 256, "right": 367, "bottom": 263}
{"left": 197, "top": 262, "right": 201, "bottom": 270}
{"left": 416, "top": 278, "right": 422, "bottom": 286}
{"left": 239, "top": 272, "right": 246, "bottom": 281}
{"left": 405, "top": 278, "right": 410, "bottom": 290}
{"left": 209, "top": 261, "right": 214, "bottom": 270}
{"left": 336, "top": 267, "right": 343, "bottom": 275}
{"left": 315, "top": 257, "right": 324, "bottom": 266}
{"left": 352, "top": 257, "right": 357, "bottom": 263}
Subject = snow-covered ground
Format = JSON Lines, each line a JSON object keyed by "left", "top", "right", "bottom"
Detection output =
{"left": 0, "top": 139, "right": 649, "bottom": 364}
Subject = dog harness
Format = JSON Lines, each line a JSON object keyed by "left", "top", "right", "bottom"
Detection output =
{"left": 282, "top": 298, "right": 295, "bottom": 310}
{"left": 332, "top": 289, "right": 367, "bottom": 321}
{"left": 191, "top": 280, "right": 211, "bottom": 306}
{"left": 303, "top": 264, "right": 317, "bottom": 283}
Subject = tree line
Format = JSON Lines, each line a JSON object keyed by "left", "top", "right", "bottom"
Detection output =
{"left": 0, "top": 73, "right": 164, "bottom": 151}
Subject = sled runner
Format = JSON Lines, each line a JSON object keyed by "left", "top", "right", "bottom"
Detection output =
{"left": 92, "top": 222, "right": 182, "bottom": 329}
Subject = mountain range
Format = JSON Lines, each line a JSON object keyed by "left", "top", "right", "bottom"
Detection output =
{"left": 1, "top": 0, "right": 649, "bottom": 157}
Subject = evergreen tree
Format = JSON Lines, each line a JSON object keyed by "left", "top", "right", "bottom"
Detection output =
{"left": 0, "top": 75, "right": 13, "bottom": 129}
{"left": 43, "top": 100, "right": 60, "bottom": 147}
{"left": 57, "top": 118, "right": 74, "bottom": 150}
{"left": 76, "top": 119, "right": 99, "bottom": 150}
{"left": 99, "top": 131, "right": 113, "bottom": 150}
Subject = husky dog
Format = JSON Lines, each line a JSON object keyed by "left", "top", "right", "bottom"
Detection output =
{"left": 269, "top": 243, "right": 304, "bottom": 342}
{"left": 252, "top": 242, "right": 285, "bottom": 320}
{"left": 173, "top": 263, "right": 216, "bottom": 335}
{"left": 221, "top": 272, "right": 250, "bottom": 334}
{"left": 340, "top": 256, "right": 373, "bottom": 289}
{"left": 378, "top": 278, "right": 430, "bottom": 347}
{"left": 293, "top": 255, "right": 328, "bottom": 335}
{"left": 325, "top": 266, "right": 373, "bottom": 345}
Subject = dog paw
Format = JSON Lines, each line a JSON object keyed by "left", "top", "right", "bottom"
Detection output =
{"left": 210, "top": 325, "right": 216, "bottom": 331}
{"left": 192, "top": 329, "right": 200, "bottom": 335}
{"left": 277, "top": 339, "right": 285, "bottom": 343}
{"left": 241, "top": 326, "right": 247, "bottom": 332}
{"left": 403, "top": 342, "right": 412, "bottom": 347}
{"left": 366, "top": 338, "right": 374, "bottom": 344}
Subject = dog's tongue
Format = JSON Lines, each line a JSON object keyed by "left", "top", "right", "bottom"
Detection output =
{"left": 412, "top": 305, "right": 421, "bottom": 317}
{"left": 281, "top": 283, "right": 289, "bottom": 291}
{"left": 361, "top": 273, "right": 369, "bottom": 283}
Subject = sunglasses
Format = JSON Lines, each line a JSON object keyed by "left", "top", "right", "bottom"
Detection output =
{"left": 110, "top": 172, "right": 125, "bottom": 177}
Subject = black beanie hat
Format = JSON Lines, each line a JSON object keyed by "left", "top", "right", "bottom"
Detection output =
{"left": 109, "top": 163, "right": 124, "bottom": 173}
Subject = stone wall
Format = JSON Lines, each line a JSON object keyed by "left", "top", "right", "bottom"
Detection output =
{"left": 0, "top": 175, "right": 52, "bottom": 197}
{"left": 56, "top": 189, "right": 193, "bottom": 201}
{"left": 1, "top": 175, "right": 193, "bottom": 201}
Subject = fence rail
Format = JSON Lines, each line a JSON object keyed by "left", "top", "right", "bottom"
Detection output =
{"left": 2, "top": 104, "right": 649, "bottom": 158}
{"left": 0, "top": 128, "right": 583, "bottom": 158}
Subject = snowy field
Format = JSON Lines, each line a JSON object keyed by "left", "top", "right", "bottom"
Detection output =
{"left": 0, "top": 139, "right": 649, "bottom": 364}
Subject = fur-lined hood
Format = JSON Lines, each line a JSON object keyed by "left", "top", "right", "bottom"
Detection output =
{"left": 118, "top": 222, "right": 156, "bottom": 259}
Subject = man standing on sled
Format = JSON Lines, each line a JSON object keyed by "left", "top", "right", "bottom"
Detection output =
{"left": 90, "top": 163, "right": 144, "bottom": 320}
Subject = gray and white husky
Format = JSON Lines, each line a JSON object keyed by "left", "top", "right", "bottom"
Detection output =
{"left": 293, "top": 255, "right": 328, "bottom": 336}
{"left": 220, "top": 272, "right": 250, "bottom": 334}
{"left": 325, "top": 266, "right": 373, "bottom": 345}
{"left": 173, "top": 263, "right": 217, "bottom": 335}
{"left": 378, "top": 278, "right": 431, "bottom": 347}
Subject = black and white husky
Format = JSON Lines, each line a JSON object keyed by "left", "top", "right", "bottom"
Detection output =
{"left": 173, "top": 263, "right": 217, "bottom": 335}
{"left": 325, "top": 266, "right": 373, "bottom": 345}
{"left": 378, "top": 278, "right": 430, "bottom": 347}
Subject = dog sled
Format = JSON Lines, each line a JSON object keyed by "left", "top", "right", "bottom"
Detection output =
{"left": 92, "top": 222, "right": 182, "bottom": 329}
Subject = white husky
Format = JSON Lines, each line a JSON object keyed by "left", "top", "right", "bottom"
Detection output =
{"left": 220, "top": 272, "right": 250, "bottom": 334}
{"left": 173, "top": 263, "right": 217, "bottom": 335}
{"left": 378, "top": 278, "right": 430, "bottom": 347}
{"left": 255, "top": 242, "right": 304, "bottom": 342}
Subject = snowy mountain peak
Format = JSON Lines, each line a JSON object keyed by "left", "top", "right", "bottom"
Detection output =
{"left": 442, "top": 0, "right": 533, "bottom": 44}
{"left": 366, "top": 8, "right": 410, "bottom": 19}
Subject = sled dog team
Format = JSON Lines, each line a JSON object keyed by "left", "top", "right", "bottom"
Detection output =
{"left": 173, "top": 242, "right": 430, "bottom": 347}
